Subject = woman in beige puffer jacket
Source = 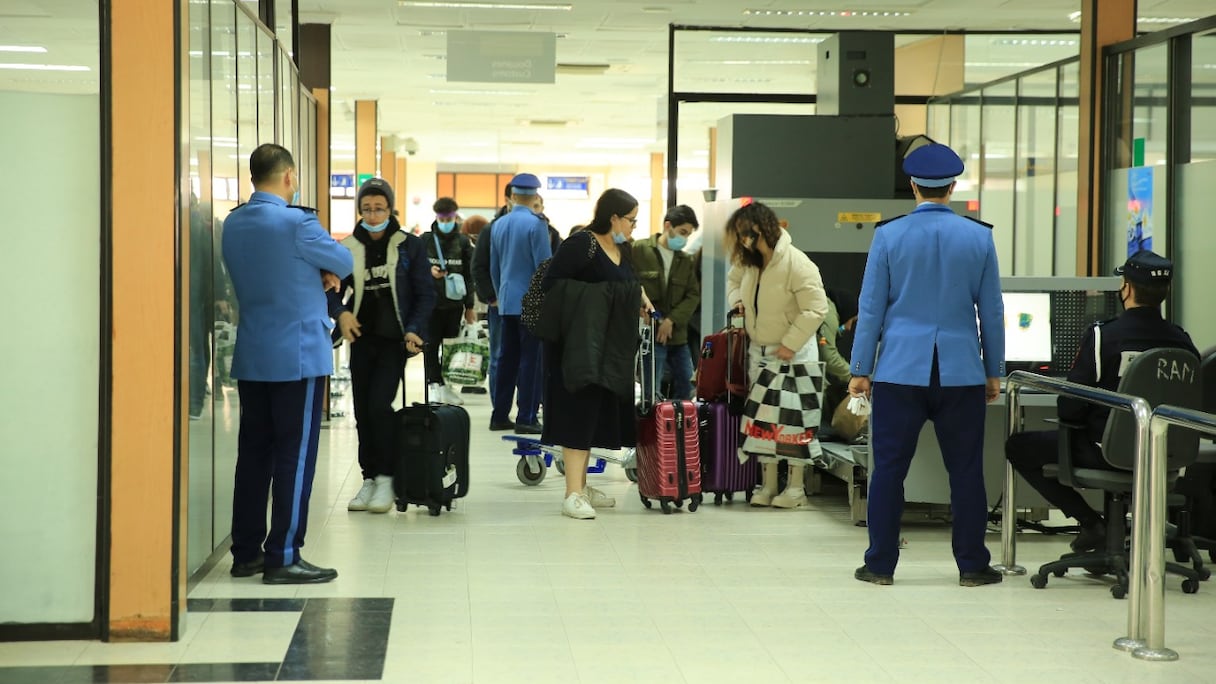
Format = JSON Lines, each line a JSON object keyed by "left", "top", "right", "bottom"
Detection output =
{"left": 725, "top": 201, "right": 828, "bottom": 509}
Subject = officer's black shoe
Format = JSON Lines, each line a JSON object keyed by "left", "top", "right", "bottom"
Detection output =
{"left": 1070, "top": 519, "right": 1107, "bottom": 553}
{"left": 515, "top": 422, "right": 543, "bottom": 435}
{"left": 230, "top": 554, "right": 264, "bottom": 578}
{"left": 262, "top": 559, "right": 338, "bottom": 585}
{"left": 854, "top": 566, "right": 894, "bottom": 586}
{"left": 959, "top": 566, "right": 1004, "bottom": 587}
{"left": 489, "top": 420, "right": 515, "bottom": 432}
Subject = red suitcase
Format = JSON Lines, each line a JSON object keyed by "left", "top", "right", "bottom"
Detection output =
{"left": 695, "top": 317, "right": 747, "bottom": 405}
{"left": 697, "top": 400, "right": 756, "bottom": 505}
{"left": 637, "top": 318, "right": 703, "bottom": 514}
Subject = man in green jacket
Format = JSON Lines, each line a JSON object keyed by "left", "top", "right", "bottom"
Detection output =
{"left": 633, "top": 205, "right": 701, "bottom": 400}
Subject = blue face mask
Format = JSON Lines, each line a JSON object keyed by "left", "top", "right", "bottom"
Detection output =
{"left": 437, "top": 220, "right": 456, "bottom": 234}
{"left": 612, "top": 232, "right": 628, "bottom": 245}
{"left": 362, "top": 219, "right": 389, "bottom": 233}
{"left": 291, "top": 191, "right": 301, "bottom": 205}
{"left": 667, "top": 234, "right": 687, "bottom": 251}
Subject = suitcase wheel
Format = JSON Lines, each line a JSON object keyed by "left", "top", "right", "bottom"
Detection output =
{"left": 639, "top": 492, "right": 652, "bottom": 509}
{"left": 725, "top": 492, "right": 735, "bottom": 503}
{"left": 713, "top": 493, "right": 724, "bottom": 506}
{"left": 396, "top": 501, "right": 407, "bottom": 512}
{"left": 428, "top": 505, "right": 441, "bottom": 517}
{"left": 624, "top": 467, "right": 638, "bottom": 483}
{"left": 744, "top": 490, "right": 753, "bottom": 504}
{"left": 689, "top": 494, "right": 701, "bottom": 513}
{"left": 516, "top": 457, "right": 547, "bottom": 486}
{"left": 660, "top": 500, "right": 673, "bottom": 515}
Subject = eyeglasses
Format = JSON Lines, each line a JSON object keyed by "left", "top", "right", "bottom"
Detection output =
{"left": 361, "top": 207, "right": 390, "bottom": 216}
{"left": 623, "top": 215, "right": 638, "bottom": 226}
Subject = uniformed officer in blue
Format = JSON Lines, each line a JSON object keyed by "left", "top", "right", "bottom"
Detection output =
{"left": 221, "top": 144, "right": 354, "bottom": 584}
{"left": 849, "top": 143, "right": 1006, "bottom": 587}
{"left": 488, "top": 172, "right": 552, "bottom": 433}
{"left": 1005, "top": 250, "right": 1197, "bottom": 553}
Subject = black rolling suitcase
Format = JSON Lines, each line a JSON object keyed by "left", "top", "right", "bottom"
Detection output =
{"left": 393, "top": 374, "right": 471, "bottom": 516}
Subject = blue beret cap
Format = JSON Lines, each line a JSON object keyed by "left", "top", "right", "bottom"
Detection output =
{"left": 903, "top": 143, "right": 964, "bottom": 188}
{"left": 1115, "top": 249, "right": 1173, "bottom": 284}
{"left": 509, "top": 172, "right": 541, "bottom": 195}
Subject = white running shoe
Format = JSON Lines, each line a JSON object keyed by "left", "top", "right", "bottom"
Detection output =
{"left": 562, "top": 492, "right": 596, "bottom": 519}
{"left": 427, "top": 383, "right": 444, "bottom": 404}
{"left": 348, "top": 479, "right": 376, "bottom": 511}
{"left": 583, "top": 486, "right": 616, "bottom": 508}
{"left": 442, "top": 385, "right": 465, "bottom": 406}
{"left": 368, "top": 475, "right": 395, "bottom": 514}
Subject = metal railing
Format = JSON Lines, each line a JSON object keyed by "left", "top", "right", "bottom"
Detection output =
{"left": 1123, "top": 405, "right": 1216, "bottom": 662}
{"left": 1001, "top": 372, "right": 1161, "bottom": 656}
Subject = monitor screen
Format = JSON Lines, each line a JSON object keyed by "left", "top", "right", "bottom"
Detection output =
{"left": 1002, "top": 292, "right": 1053, "bottom": 363}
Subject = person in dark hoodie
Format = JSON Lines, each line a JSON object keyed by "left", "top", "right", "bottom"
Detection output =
{"left": 329, "top": 178, "right": 436, "bottom": 514}
{"left": 422, "top": 197, "right": 476, "bottom": 405}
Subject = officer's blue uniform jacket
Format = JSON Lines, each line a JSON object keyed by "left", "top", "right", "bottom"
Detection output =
{"left": 489, "top": 205, "right": 551, "bottom": 316}
{"left": 851, "top": 203, "right": 1005, "bottom": 386}
{"left": 221, "top": 191, "right": 354, "bottom": 382}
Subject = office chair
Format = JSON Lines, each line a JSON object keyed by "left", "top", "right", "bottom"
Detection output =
{"left": 1172, "top": 347, "right": 1216, "bottom": 563}
{"left": 1029, "top": 347, "right": 1203, "bottom": 598}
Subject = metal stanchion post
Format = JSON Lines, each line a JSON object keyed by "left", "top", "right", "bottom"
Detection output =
{"left": 1114, "top": 399, "right": 1153, "bottom": 653}
{"left": 994, "top": 383, "right": 1026, "bottom": 575}
{"left": 1132, "top": 415, "right": 1179, "bottom": 661}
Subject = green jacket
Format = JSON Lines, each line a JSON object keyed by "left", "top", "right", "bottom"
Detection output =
{"left": 819, "top": 299, "right": 851, "bottom": 385}
{"left": 632, "top": 235, "right": 701, "bottom": 346}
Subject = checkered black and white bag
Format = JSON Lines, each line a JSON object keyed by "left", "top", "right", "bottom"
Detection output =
{"left": 740, "top": 361, "right": 824, "bottom": 462}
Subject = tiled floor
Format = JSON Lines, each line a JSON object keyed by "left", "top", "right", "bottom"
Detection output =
{"left": 4, "top": 370, "right": 1216, "bottom": 683}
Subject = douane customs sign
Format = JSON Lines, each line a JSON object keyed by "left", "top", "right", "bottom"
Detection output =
{"left": 446, "top": 30, "right": 557, "bottom": 84}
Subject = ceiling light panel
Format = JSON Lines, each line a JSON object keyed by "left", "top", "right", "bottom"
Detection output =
{"left": 398, "top": 1, "right": 572, "bottom": 9}
{"left": 0, "top": 45, "right": 46, "bottom": 52}
{"left": 742, "top": 9, "right": 912, "bottom": 18}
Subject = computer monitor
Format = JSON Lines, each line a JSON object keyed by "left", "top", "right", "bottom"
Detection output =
{"left": 1002, "top": 292, "right": 1053, "bottom": 365}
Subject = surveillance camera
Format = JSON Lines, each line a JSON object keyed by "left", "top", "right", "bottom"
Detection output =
{"left": 402, "top": 137, "right": 419, "bottom": 156}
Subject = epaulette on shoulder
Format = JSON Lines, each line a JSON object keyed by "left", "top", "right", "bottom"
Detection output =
{"left": 1094, "top": 318, "right": 1115, "bottom": 328}
{"left": 287, "top": 204, "right": 319, "bottom": 214}
{"left": 228, "top": 202, "right": 246, "bottom": 213}
{"left": 874, "top": 214, "right": 906, "bottom": 229}
{"left": 963, "top": 215, "right": 994, "bottom": 230}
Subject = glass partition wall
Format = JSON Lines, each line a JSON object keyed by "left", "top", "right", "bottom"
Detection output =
{"left": 1103, "top": 17, "right": 1216, "bottom": 350}
{"left": 185, "top": 0, "right": 318, "bottom": 577}
{"left": 928, "top": 58, "right": 1080, "bottom": 276}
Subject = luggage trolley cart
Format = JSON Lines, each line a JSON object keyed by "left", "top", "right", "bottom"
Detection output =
{"left": 503, "top": 436, "right": 638, "bottom": 486}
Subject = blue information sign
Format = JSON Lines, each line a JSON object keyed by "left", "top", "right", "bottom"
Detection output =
{"left": 546, "top": 176, "right": 589, "bottom": 192}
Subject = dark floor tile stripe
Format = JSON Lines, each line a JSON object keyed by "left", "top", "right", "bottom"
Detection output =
{"left": 276, "top": 598, "right": 394, "bottom": 681}
{"left": 168, "top": 662, "right": 281, "bottom": 682}
{"left": 0, "top": 664, "right": 173, "bottom": 683}
{"left": 187, "top": 598, "right": 307, "bottom": 613}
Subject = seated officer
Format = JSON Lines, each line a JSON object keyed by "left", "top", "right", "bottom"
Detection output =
{"left": 1005, "top": 250, "right": 1198, "bottom": 552}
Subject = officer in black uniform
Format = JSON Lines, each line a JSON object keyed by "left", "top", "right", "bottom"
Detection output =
{"left": 1005, "top": 250, "right": 1197, "bottom": 552}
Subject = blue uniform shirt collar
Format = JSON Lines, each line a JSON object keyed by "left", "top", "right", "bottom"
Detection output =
{"left": 912, "top": 202, "right": 953, "bottom": 214}
{"left": 251, "top": 190, "right": 287, "bottom": 206}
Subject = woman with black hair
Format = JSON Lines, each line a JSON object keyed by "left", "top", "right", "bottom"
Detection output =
{"left": 540, "top": 188, "right": 654, "bottom": 519}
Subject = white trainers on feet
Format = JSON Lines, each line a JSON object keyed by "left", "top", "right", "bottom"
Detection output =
{"left": 427, "top": 383, "right": 444, "bottom": 404}
{"left": 583, "top": 485, "right": 616, "bottom": 508}
{"left": 348, "top": 479, "right": 375, "bottom": 511}
{"left": 442, "top": 385, "right": 464, "bottom": 406}
{"left": 562, "top": 492, "right": 596, "bottom": 519}
{"left": 368, "top": 475, "right": 395, "bottom": 513}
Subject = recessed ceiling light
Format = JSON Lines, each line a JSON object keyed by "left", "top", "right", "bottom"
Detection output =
{"left": 429, "top": 88, "right": 529, "bottom": 96}
{"left": 710, "top": 35, "right": 824, "bottom": 44}
{"left": 1138, "top": 16, "right": 1198, "bottom": 24}
{"left": 398, "top": 1, "right": 572, "bottom": 9}
{"left": 993, "top": 39, "right": 1078, "bottom": 47}
{"left": 742, "top": 9, "right": 912, "bottom": 18}
{"left": 0, "top": 45, "right": 47, "bottom": 53}
{"left": 0, "top": 63, "right": 89, "bottom": 71}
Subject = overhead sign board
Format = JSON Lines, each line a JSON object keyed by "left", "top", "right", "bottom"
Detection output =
{"left": 446, "top": 30, "right": 556, "bottom": 84}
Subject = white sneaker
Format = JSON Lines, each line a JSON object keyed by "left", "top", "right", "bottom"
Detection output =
{"left": 562, "top": 492, "right": 596, "bottom": 519}
{"left": 442, "top": 385, "right": 464, "bottom": 405}
{"left": 427, "top": 383, "right": 444, "bottom": 404}
{"left": 348, "top": 479, "right": 375, "bottom": 511}
{"left": 368, "top": 475, "right": 395, "bottom": 514}
{"left": 583, "top": 485, "right": 616, "bottom": 508}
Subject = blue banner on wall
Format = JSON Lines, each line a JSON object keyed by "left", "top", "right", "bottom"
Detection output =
{"left": 1126, "top": 167, "right": 1153, "bottom": 257}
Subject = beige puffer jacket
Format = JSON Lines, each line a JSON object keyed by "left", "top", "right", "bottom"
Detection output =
{"left": 727, "top": 230, "right": 828, "bottom": 352}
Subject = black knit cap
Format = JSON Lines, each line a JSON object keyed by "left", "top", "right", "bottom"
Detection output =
{"left": 356, "top": 177, "right": 394, "bottom": 210}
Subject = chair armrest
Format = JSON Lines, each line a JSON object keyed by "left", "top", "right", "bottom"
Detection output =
{"left": 1056, "top": 422, "right": 1086, "bottom": 488}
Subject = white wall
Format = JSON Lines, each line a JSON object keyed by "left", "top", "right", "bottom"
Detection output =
{"left": 1177, "top": 160, "right": 1216, "bottom": 350}
{"left": 0, "top": 92, "right": 100, "bottom": 623}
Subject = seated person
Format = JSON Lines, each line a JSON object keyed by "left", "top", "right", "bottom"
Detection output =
{"left": 817, "top": 289, "right": 853, "bottom": 438}
{"left": 1005, "top": 250, "right": 1198, "bottom": 552}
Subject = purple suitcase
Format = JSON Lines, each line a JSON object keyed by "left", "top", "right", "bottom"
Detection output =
{"left": 697, "top": 400, "right": 757, "bottom": 504}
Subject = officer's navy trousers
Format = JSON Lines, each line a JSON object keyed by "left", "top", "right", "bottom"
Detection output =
{"left": 232, "top": 377, "right": 325, "bottom": 569}
{"left": 864, "top": 354, "right": 991, "bottom": 576}
{"left": 491, "top": 314, "right": 541, "bottom": 425}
